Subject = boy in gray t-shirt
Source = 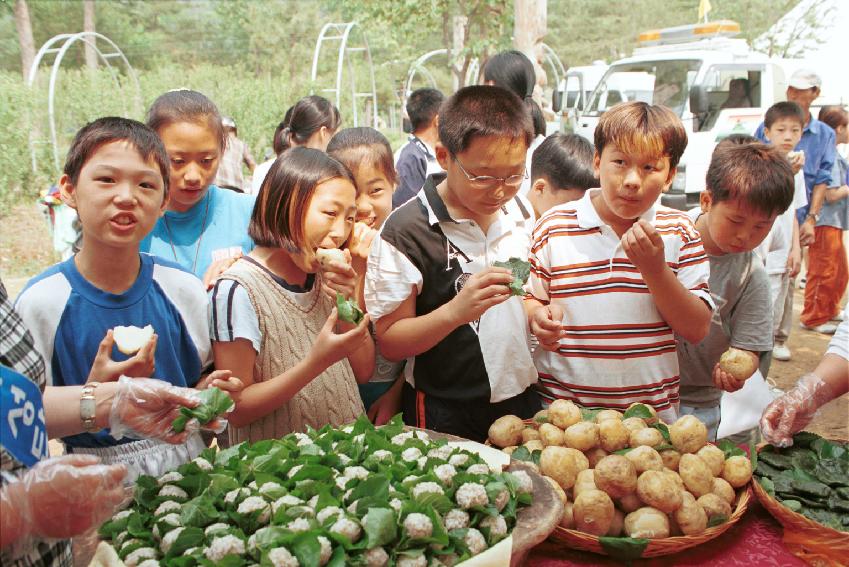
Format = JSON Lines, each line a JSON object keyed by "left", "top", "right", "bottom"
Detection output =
{"left": 677, "top": 140, "right": 795, "bottom": 440}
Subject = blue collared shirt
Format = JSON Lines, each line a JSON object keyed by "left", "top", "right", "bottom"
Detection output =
{"left": 755, "top": 117, "right": 836, "bottom": 223}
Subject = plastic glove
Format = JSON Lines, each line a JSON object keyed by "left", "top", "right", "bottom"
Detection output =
{"left": 0, "top": 454, "right": 126, "bottom": 556}
{"left": 108, "top": 376, "right": 225, "bottom": 443}
{"left": 760, "top": 373, "right": 836, "bottom": 447}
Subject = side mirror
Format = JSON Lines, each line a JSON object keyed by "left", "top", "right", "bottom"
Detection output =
{"left": 552, "top": 89, "right": 563, "bottom": 113}
{"left": 689, "top": 85, "right": 708, "bottom": 116}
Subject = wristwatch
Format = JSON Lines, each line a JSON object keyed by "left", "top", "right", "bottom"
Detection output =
{"left": 80, "top": 383, "right": 101, "bottom": 433}
{"left": 806, "top": 212, "right": 820, "bottom": 223}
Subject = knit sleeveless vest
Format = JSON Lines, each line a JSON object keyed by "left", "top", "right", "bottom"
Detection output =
{"left": 222, "top": 259, "right": 364, "bottom": 444}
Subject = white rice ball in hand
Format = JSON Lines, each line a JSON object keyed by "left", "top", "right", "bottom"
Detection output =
{"left": 112, "top": 324, "right": 154, "bottom": 355}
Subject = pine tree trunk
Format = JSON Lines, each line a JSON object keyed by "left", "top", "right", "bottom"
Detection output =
{"left": 13, "top": 0, "right": 35, "bottom": 80}
{"left": 83, "top": 0, "right": 97, "bottom": 70}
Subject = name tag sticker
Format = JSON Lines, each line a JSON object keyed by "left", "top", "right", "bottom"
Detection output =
{"left": 0, "top": 365, "right": 48, "bottom": 467}
{"left": 211, "top": 246, "right": 243, "bottom": 262}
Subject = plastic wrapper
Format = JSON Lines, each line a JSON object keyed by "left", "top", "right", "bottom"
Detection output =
{"left": 760, "top": 373, "right": 836, "bottom": 448}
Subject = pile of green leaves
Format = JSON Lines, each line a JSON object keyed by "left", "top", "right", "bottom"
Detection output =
{"left": 756, "top": 432, "right": 849, "bottom": 532}
{"left": 171, "top": 387, "right": 236, "bottom": 433}
{"left": 101, "top": 415, "right": 533, "bottom": 567}
{"left": 493, "top": 258, "right": 531, "bottom": 296}
{"left": 336, "top": 293, "right": 365, "bottom": 325}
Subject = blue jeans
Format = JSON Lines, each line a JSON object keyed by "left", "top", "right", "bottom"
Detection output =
{"left": 679, "top": 404, "right": 720, "bottom": 442}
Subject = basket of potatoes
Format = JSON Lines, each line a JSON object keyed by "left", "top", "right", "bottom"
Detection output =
{"left": 487, "top": 401, "right": 753, "bottom": 559}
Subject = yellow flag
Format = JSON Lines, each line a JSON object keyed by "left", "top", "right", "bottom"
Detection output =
{"left": 699, "top": 0, "right": 712, "bottom": 21}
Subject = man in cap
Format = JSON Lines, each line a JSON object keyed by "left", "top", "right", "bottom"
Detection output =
{"left": 214, "top": 116, "right": 256, "bottom": 193}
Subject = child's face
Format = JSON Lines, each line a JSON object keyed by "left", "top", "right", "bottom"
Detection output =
{"left": 157, "top": 121, "right": 221, "bottom": 213}
{"left": 699, "top": 193, "right": 777, "bottom": 255}
{"left": 528, "top": 177, "right": 585, "bottom": 217}
{"left": 764, "top": 118, "right": 803, "bottom": 155}
{"left": 61, "top": 140, "right": 167, "bottom": 251}
{"left": 437, "top": 135, "right": 527, "bottom": 218}
{"left": 352, "top": 162, "right": 394, "bottom": 230}
{"left": 593, "top": 143, "right": 675, "bottom": 227}
{"left": 301, "top": 177, "right": 357, "bottom": 272}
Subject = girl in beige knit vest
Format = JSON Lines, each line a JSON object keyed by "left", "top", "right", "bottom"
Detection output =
{"left": 209, "top": 148, "right": 374, "bottom": 444}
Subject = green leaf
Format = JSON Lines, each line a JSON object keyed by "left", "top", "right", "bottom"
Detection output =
{"left": 165, "top": 526, "right": 204, "bottom": 559}
{"left": 781, "top": 499, "right": 803, "bottom": 512}
{"left": 707, "top": 515, "right": 728, "bottom": 527}
{"left": 492, "top": 257, "right": 531, "bottom": 296}
{"left": 180, "top": 493, "right": 219, "bottom": 527}
{"left": 350, "top": 474, "right": 390, "bottom": 502}
{"left": 363, "top": 508, "right": 397, "bottom": 548}
{"left": 533, "top": 414, "right": 550, "bottom": 424}
{"left": 598, "top": 536, "right": 649, "bottom": 561}
{"left": 717, "top": 439, "right": 745, "bottom": 459}
{"left": 292, "top": 533, "right": 322, "bottom": 567}
{"left": 749, "top": 439, "right": 758, "bottom": 472}
{"left": 580, "top": 407, "right": 600, "bottom": 422}
{"left": 652, "top": 422, "right": 671, "bottom": 442}
{"left": 336, "top": 293, "right": 364, "bottom": 324}
{"left": 623, "top": 404, "right": 653, "bottom": 420}
{"left": 134, "top": 476, "right": 159, "bottom": 510}
{"left": 791, "top": 431, "right": 823, "bottom": 448}
{"left": 510, "top": 446, "right": 532, "bottom": 462}
{"left": 759, "top": 476, "right": 775, "bottom": 497}
{"left": 172, "top": 387, "right": 235, "bottom": 432}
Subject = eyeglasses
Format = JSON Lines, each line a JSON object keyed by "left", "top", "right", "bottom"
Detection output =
{"left": 452, "top": 155, "right": 527, "bottom": 189}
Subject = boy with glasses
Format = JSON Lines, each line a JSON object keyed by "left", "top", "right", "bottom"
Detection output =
{"left": 365, "top": 86, "right": 540, "bottom": 441}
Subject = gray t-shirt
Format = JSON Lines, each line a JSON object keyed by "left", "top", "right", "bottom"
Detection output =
{"left": 677, "top": 210, "right": 773, "bottom": 407}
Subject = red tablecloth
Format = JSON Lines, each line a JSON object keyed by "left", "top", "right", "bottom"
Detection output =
{"left": 526, "top": 500, "right": 806, "bottom": 566}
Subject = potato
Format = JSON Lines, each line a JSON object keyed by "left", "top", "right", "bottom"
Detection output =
{"left": 585, "top": 447, "right": 609, "bottom": 468}
{"left": 521, "top": 427, "right": 541, "bottom": 444}
{"left": 712, "top": 477, "right": 736, "bottom": 506}
{"left": 625, "top": 445, "right": 664, "bottom": 473}
{"left": 573, "top": 469, "right": 597, "bottom": 499}
{"left": 488, "top": 415, "right": 524, "bottom": 448}
{"left": 679, "top": 454, "right": 713, "bottom": 497}
{"left": 594, "top": 455, "right": 637, "bottom": 499}
{"left": 618, "top": 492, "right": 642, "bottom": 513}
{"left": 660, "top": 449, "right": 681, "bottom": 471}
{"left": 607, "top": 509, "right": 625, "bottom": 537}
{"left": 539, "top": 423, "right": 566, "bottom": 447}
{"left": 534, "top": 409, "right": 549, "bottom": 422}
{"left": 674, "top": 495, "right": 708, "bottom": 535}
{"left": 596, "top": 409, "right": 623, "bottom": 422}
{"left": 697, "top": 493, "right": 732, "bottom": 522}
{"left": 722, "top": 455, "right": 753, "bottom": 488}
{"left": 548, "top": 399, "right": 582, "bottom": 429}
{"left": 545, "top": 475, "right": 568, "bottom": 506}
{"left": 697, "top": 445, "right": 725, "bottom": 477}
{"left": 564, "top": 421, "right": 600, "bottom": 451}
{"left": 629, "top": 427, "right": 664, "bottom": 449}
{"left": 599, "top": 419, "right": 631, "bottom": 452}
{"left": 636, "top": 470, "right": 683, "bottom": 513}
{"left": 669, "top": 415, "right": 708, "bottom": 454}
{"left": 502, "top": 446, "right": 517, "bottom": 456}
{"left": 523, "top": 440, "right": 544, "bottom": 452}
{"left": 661, "top": 469, "right": 685, "bottom": 491}
{"left": 719, "top": 347, "right": 757, "bottom": 382}
{"left": 669, "top": 516, "right": 684, "bottom": 537}
{"left": 573, "top": 489, "right": 615, "bottom": 536}
{"left": 563, "top": 447, "right": 590, "bottom": 473}
{"left": 559, "top": 501, "right": 574, "bottom": 529}
{"left": 622, "top": 417, "right": 648, "bottom": 434}
{"left": 540, "top": 446, "right": 580, "bottom": 490}
{"left": 624, "top": 507, "right": 670, "bottom": 539}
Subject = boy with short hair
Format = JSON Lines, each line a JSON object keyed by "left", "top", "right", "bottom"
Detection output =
{"left": 680, "top": 141, "right": 795, "bottom": 439}
{"left": 757, "top": 102, "right": 808, "bottom": 362}
{"left": 366, "top": 85, "right": 540, "bottom": 441}
{"left": 526, "top": 102, "right": 713, "bottom": 423}
{"left": 528, "top": 132, "right": 598, "bottom": 216}
{"left": 393, "top": 88, "right": 445, "bottom": 208}
{"left": 15, "top": 117, "right": 215, "bottom": 480}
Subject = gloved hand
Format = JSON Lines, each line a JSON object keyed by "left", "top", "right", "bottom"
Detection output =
{"left": 0, "top": 455, "right": 126, "bottom": 555}
{"left": 760, "top": 373, "right": 836, "bottom": 447}
{"left": 108, "top": 376, "right": 227, "bottom": 443}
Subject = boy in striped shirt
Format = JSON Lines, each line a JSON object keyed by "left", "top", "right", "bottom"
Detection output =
{"left": 525, "top": 102, "right": 714, "bottom": 423}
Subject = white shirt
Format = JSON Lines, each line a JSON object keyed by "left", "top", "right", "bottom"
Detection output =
{"left": 755, "top": 170, "right": 807, "bottom": 275}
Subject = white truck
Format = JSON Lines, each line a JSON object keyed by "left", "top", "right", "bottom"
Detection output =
{"left": 573, "top": 20, "right": 792, "bottom": 210}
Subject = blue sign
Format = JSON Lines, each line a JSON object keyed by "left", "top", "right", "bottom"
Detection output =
{"left": 1, "top": 365, "right": 48, "bottom": 467}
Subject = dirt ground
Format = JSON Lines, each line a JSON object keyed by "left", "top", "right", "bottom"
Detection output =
{"left": 2, "top": 200, "right": 846, "bottom": 449}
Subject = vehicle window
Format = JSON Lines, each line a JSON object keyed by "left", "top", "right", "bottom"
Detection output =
{"left": 585, "top": 60, "right": 701, "bottom": 116}
{"left": 698, "top": 67, "right": 763, "bottom": 130}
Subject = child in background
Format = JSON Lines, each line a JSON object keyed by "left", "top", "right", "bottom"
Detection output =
{"left": 142, "top": 90, "right": 255, "bottom": 288}
{"left": 14, "top": 117, "right": 234, "bottom": 481}
{"left": 527, "top": 102, "right": 713, "bottom": 423}
{"left": 757, "top": 103, "right": 808, "bottom": 363}
{"left": 528, "top": 133, "right": 598, "bottom": 217}
{"left": 210, "top": 148, "right": 374, "bottom": 443}
{"left": 679, "top": 141, "right": 794, "bottom": 439}
{"left": 394, "top": 88, "right": 445, "bottom": 208}
{"left": 803, "top": 105, "right": 849, "bottom": 330}
{"left": 214, "top": 116, "right": 256, "bottom": 193}
{"left": 327, "top": 127, "right": 405, "bottom": 423}
{"left": 366, "top": 86, "right": 540, "bottom": 442}
{"left": 251, "top": 96, "right": 341, "bottom": 195}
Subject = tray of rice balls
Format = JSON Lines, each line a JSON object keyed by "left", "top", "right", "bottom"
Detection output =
{"left": 92, "top": 415, "right": 563, "bottom": 567}
{"left": 751, "top": 432, "right": 849, "bottom": 563}
{"left": 486, "top": 401, "right": 754, "bottom": 560}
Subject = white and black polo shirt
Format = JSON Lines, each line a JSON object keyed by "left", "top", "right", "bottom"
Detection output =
{"left": 365, "top": 173, "right": 538, "bottom": 403}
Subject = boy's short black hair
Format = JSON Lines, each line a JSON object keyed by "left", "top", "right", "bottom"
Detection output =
{"left": 407, "top": 88, "right": 445, "bottom": 133}
{"left": 705, "top": 142, "right": 794, "bottom": 217}
{"left": 531, "top": 133, "right": 598, "bottom": 191}
{"left": 63, "top": 116, "right": 170, "bottom": 195}
{"left": 764, "top": 101, "right": 805, "bottom": 129}
{"left": 438, "top": 85, "right": 533, "bottom": 156}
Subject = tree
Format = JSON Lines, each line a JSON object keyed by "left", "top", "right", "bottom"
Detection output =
{"left": 13, "top": 0, "right": 35, "bottom": 79}
{"left": 83, "top": 0, "right": 96, "bottom": 69}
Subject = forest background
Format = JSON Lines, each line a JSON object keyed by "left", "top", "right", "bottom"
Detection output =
{"left": 0, "top": 0, "right": 814, "bottom": 214}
